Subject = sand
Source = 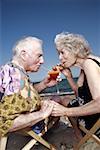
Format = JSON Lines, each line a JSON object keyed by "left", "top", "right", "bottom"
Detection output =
{"left": 5, "top": 94, "right": 100, "bottom": 150}
{"left": 6, "top": 94, "right": 75, "bottom": 150}
{"left": 6, "top": 117, "right": 76, "bottom": 150}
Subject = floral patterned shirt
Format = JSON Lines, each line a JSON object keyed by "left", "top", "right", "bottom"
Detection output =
{"left": 0, "top": 63, "right": 23, "bottom": 97}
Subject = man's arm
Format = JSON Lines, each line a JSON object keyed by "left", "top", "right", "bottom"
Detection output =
{"left": 9, "top": 100, "right": 53, "bottom": 132}
{"left": 33, "top": 80, "right": 47, "bottom": 93}
{"left": 33, "top": 76, "right": 57, "bottom": 93}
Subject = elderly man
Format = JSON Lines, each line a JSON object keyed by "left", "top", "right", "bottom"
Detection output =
{"left": 0, "top": 36, "right": 57, "bottom": 137}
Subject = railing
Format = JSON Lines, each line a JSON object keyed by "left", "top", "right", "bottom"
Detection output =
{"left": 40, "top": 91, "right": 75, "bottom": 97}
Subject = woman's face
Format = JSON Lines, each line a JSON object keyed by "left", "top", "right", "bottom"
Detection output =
{"left": 57, "top": 47, "right": 77, "bottom": 68}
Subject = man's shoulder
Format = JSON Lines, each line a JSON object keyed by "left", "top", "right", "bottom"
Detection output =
{"left": 0, "top": 63, "right": 20, "bottom": 78}
{"left": 0, "top": 63, "right": 21, "bottom": 95}
{"left": 0, "top": 63, "right": 10, "bottom": 75}
{"left": 0, "top": 63, "right": 13, "bottom": 71}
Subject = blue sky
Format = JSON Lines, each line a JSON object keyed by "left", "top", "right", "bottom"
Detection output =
{"left": 1, "top": 0, "right": 100, "bottom": 81}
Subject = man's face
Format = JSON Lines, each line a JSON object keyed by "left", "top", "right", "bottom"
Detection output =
{"left": 25, "top": 42, "right": 44, "bottom": 72}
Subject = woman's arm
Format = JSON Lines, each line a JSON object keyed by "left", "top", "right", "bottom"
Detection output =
{"left": 77, "top": 69, "right": 84, "bottom": 87}
{"left": 83, "top": 59, "right": 100, "bottom": 100}
{"left": 69, "top": 59, "right": 100, "bottom": 116}
{"left": 51, "top": 96, "right": 100, "bottom": 117}
{"left": 61, "top": 68, "right": 84, "bottom": 96}
{"left": 52, "top": 59, "right": 100, "bottom": 117}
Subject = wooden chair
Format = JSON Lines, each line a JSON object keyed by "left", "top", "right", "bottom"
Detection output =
{"left": 75, "top": 118, "right": 100, "bottom": 150}
{"left": 0, "top": 135, "right": 8, "bottom": 150}
{"left": 0, "top": 117, "right": 58, "bottom": 150}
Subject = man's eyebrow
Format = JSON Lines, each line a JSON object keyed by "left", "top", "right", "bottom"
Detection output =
{"left": 38, "top": 54, "right": 43, "bottom": 57}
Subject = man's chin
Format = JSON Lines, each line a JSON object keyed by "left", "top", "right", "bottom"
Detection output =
{"left": 28, "top": 68, "right": 38, "bottom": 72}
{"left": 34, "top": 67, "right": 40, "bottom": 72}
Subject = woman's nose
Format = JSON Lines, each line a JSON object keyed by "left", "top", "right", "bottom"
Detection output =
{"left": 59, "top": 53, "right": 63, "bottom": 61}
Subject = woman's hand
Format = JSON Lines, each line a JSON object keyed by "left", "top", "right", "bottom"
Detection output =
{"left": 61, "top": 68, "right": 72, "bottom": 78}
{"left": 51, "top": 101, "right": 67, "bottom": 117}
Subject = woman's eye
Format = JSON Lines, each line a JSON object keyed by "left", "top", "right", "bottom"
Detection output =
{"left": 61, "top": 51, "right": 64, "bottom": 55}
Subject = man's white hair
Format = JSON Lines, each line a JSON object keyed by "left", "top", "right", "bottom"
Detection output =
{"left": 12, "top": 36, "right": 43, "bottom": 58}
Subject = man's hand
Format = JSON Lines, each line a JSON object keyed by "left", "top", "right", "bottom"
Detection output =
{"left": 40, "top": 100, "right": 54, "bottom": 118}
{"left": 42, "top": 75, "right": 58, "bottom": 88}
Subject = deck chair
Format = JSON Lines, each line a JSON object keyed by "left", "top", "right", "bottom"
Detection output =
{"left": 0, "top": 78, "right": 59, "bottom": 150}
{"left": 75, "top": 118, "right": 100, "bottom": 150}
{"left": 0, "top": 117, "right": 58, "bottom": 150}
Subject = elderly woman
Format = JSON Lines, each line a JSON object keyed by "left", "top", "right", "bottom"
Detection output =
{"left": 51, "top": 33, "right": 100, "bottom": 139}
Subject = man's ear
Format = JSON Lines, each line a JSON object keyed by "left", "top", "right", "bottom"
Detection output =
{"left": 20, "top": 50, "right": 27, "bottom": 61}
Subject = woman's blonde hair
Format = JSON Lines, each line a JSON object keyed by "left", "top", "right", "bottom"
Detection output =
{"left": 54, "top": 32, "right": 91, "bottom": 58}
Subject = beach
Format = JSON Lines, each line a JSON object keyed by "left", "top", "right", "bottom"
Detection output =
{"left": 6, "top": 118, "right": 100, "bottom": 150}
{"left": 6, "top": 94, "right": 100, "bottom": 150}
{"left": 6, "top": 94, "right": 76, "bottom": 150}
{"left": 6, "top": 117, "right": 76, "bottom": 150}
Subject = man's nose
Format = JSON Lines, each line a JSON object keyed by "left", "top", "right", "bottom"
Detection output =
{"left": 40, "top": 57, "right": 44, "bottom": 64}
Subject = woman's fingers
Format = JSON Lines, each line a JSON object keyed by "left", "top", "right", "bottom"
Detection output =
{"left": 51, "top": 101, "right": 67, "bottom": 116}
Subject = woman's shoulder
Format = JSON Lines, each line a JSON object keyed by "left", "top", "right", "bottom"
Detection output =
{"left": 84, "top": 55, "right": 100, "bottom": 67}
{"left": 83, "top": 56, "right": 100, "bottom": 78}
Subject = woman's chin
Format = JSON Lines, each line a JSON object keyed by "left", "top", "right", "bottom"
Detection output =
{"left": 63, "top": 63, "right": 70, "bottom": 68}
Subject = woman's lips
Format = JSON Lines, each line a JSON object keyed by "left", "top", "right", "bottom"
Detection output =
{"left": 61, "top": 62, "right": 65, "bottom": 66}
